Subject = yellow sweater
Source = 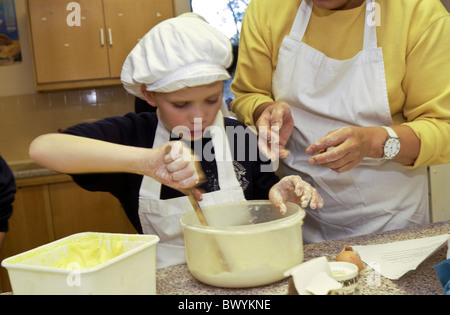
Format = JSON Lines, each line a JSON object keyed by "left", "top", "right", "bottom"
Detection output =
{"left": 231, "top": 0, "right": 450, "bottom": 168}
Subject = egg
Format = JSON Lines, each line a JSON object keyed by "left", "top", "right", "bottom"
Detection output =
{"left": 335, "top": 246, "right": 365, "bottom": 272}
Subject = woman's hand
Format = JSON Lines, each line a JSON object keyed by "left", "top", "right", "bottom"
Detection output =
{"left": 254, "top": 101, "right": 294, "bottom": 161}
{"left": 306, "top": 127, "right": 382, "bottom": 173}
{"left": 269, "top": 175, "right": 324, "bottom": 214}
{"left": 306, "top": 125, "right": 421, "bottom": 172}
{"left": 143, "top": 141, "right": 205, "bottom": 199}
{"left": 307, "top": 125, "right": 420, "bottom": 172}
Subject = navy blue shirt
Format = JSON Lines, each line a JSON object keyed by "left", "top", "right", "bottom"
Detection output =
{"left": 0, "top": 156, "right": 16, "bottom": 232}
{"left": 63, "top": 112, "right": 279, "bottom": 234}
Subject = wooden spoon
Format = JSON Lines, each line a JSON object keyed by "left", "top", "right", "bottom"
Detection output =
{"left": 187, "top": 190, "right": 231, "bottom": 272}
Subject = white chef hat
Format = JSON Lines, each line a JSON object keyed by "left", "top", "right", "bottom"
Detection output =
{"left": 121, "top": 13, "right": 233, "bottom": 99}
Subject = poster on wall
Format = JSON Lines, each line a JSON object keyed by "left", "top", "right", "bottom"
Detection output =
{"left": 0, "top": 0, "right": 21, "bottom": 66}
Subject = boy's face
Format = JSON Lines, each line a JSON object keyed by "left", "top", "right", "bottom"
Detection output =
{"left": 142, "top": 81, "right": 224, "bottom": 140}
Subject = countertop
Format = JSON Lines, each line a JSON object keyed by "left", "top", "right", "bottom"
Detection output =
{"left": 156, "top": 221, "right": 450, "bottom": 295}
{"left": 8, "top": 161, "right": 59, "bottom": 179}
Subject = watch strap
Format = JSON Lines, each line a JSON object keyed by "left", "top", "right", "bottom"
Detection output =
{"left": 382, "top": 126, "right": 400, "bottom": 159}
{"left": 381, "top": 126, "right": 399, "bottom": 139}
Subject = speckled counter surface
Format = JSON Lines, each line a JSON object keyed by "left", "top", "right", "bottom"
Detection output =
{"left": 8, "top": 161, "right": 60, "bottom": 179}
{"left": 156, "top": 221, "right": 450, "bottom": 295}
{"left": 13, "top": 167, "right": 60, "bottom": 179}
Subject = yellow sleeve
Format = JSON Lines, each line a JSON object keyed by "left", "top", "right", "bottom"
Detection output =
{"left": 402, "top": 6, "right": 450, "bottom": 167}
{"left": 230, "top": 0, "right": 278, "bottom": 127}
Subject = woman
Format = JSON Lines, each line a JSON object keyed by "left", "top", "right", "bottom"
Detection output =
{"left": 231, "top": 0, "right": 450, "bottom": 243}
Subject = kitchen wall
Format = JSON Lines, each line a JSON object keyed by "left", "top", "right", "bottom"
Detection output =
{"left": 0, "top": 87, "right": 136, "bottom": 163}
{"left": 0, "top": 0, "right": 191, "bottom": 164}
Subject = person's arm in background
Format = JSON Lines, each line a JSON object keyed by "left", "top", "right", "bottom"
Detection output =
{"left": 230, "top": 0, "right": 281, "bottom": 127}
{"left": 398, "top": 2, "right": 450, "bottom": 168}
{"left": 0, "top": 156, "right": 16, "bottom": 253}
{"left": 230, "top": 0, "right": 295, "bottom": 161}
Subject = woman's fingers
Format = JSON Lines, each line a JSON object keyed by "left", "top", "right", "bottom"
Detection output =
{"left": 256, "top": 102, "right": 294, "bottom": 161}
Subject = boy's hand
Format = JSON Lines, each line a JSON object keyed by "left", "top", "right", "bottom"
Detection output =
{"left": 269, "top": 176, "right": 324, "bottom": 214}
{"left": 144, "top": 141, "right": 204, "bottom": 196}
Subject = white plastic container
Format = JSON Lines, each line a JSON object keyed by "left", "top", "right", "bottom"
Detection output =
{"left": 1, "top": 232, "right": 159, "bottom": 295}
{"left": 180, "top": 200, "right": 306, "bottom": 288}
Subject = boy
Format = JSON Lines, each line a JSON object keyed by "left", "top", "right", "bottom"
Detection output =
{"left": 29, "top": 14, "right": 322, "bottom": 268}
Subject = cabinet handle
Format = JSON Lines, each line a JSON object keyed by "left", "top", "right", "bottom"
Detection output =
{"left": 100, "top": 28, "right": 105, "bottom": 46}
{"left": 108, "top": 28, "right": 113, "bottom": 46}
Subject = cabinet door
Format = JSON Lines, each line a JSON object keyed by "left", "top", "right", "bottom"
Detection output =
{"left": 49, "top": 182, "right": 136, "bottom": 239}
{"left": 429, "top": 165, "right": 450, "bottom": 223}
{"left": 28, "top": 0, "right": 111, "bottom": 83}
{"left": 103, "top": 0, "right": 174, "bottom": 77}
{"left": 0, "top": 185, "right": 54, "bottom": 293}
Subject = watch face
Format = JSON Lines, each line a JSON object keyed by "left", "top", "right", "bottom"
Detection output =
{"left": 384, "top": 138, "right": 401, "bottom": 158}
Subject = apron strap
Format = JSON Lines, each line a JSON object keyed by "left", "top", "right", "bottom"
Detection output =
{"left": 289, "top": 0, "right": 313, "bottom": 42}
{"left": 206, "top": 111, "right": 242, "bottom": 191}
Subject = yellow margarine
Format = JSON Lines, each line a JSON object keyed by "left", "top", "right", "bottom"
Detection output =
{"left": 52, "top": 238, "right": 124, "bottom": 270}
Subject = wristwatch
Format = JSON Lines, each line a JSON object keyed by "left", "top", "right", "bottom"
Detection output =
{"left": 382, "top": 126, "right": 401, "bottom": 159}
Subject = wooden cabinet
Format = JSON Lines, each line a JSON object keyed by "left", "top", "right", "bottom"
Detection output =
{"left": 103, "top": 0, "right": 175, "bottom": 78}
{"left": 0, "top": 174, "right": 137, "bottom": 293}
{"left": 49, "top": 181, "right": 136, "bottom": 239}
{"left": 27, "top": 0, "right": 174, "bottom": 91}
{"left": 429, "top": 165, "right": 450, "bottom": 223}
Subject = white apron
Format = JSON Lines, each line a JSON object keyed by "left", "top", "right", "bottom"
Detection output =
{"left": 273, "top": 0, "right": 429, "bottom": 243}
{"left": 138, "top": 111, "right": 246, "bottom": 268}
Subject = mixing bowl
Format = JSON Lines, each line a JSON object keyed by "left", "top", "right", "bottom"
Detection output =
{"left": 180, "top": 200, "right": 306, "bottom": 288}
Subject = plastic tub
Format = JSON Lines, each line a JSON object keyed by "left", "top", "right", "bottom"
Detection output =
{"left": 180, "top": 200, "right": 306, "bottom": 288}
{"left": 1, "top": 232, "right": 159, "bottom": 295}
